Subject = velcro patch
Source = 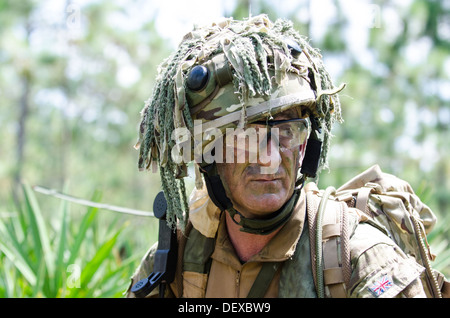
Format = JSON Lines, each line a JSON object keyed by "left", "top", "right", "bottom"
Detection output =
{"left": 368, "top": 275, "right": 394, "bottom": 297}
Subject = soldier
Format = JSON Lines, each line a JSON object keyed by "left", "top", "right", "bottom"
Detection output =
{"left": 127, "top": 15, "right": 445, "bottom": 298}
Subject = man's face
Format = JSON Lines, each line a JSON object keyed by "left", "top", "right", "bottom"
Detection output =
{"left": 216, "top": 109, "right": 307, "bottom": 219}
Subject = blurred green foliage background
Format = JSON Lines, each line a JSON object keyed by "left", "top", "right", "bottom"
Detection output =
{"left": 0, "top": 0, "right": 448, "bottom": 297}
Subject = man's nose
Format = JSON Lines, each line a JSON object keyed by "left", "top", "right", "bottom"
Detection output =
{"left": 258, "top": 136, "right": 282, "bottom": 174}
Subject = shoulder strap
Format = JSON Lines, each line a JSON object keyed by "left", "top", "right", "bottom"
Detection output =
{"left": 247, "top": 262, "right": 281, "bottom": 298}
{"left": 306, "top": 185, "right": 351, "bottom": 298}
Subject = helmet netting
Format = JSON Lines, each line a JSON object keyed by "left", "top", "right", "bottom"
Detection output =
{"left": 135, "top": 15, "right": 343, "bottom": 230}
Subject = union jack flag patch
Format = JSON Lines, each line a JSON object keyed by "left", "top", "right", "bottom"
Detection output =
{"left": 368, "top": 275, "right": 394, "bottom": 297}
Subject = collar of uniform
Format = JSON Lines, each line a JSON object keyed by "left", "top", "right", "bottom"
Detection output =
{"left": 211, "top": 190, "right": 306, "bottom": 270}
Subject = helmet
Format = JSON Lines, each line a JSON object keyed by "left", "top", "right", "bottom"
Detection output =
{"left": 135, "top": 15, "right": 345, "bottom": 230}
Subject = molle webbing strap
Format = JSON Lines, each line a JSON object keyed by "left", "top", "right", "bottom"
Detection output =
{"left": 306, "top": 186, "right": 351, "bottom": 298}
{"left": 355, "top": 186, "right": 373, "bottom": 214}
{"left": 321, "top": 196, "right": 349, "bottom": 298}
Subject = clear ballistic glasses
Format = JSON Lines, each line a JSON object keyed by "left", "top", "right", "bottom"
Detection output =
{"left": 230, "top": 118, "right": 310, "bottom": 154}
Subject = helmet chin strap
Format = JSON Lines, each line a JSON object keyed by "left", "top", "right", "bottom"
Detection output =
{"left": 200, "top": 163, "right": 301, "bottom": 235}
{"left": 226, "top": 190, "right": 301, "bottom": 235}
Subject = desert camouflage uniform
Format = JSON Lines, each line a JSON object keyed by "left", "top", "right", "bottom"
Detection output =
{"left": 129, "top": 15, "right": 448, "bottom": 299}
{"left": 126, "top": 185, "right": 427, "bottom": 298}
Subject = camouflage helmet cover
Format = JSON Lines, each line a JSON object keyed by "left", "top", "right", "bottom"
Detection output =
{"left": 135, "top": 14, "right": 345, "bottom": 228}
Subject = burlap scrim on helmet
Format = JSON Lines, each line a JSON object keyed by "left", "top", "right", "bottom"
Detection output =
{"left": 134, "top": 15, "right": 345, "bottom": 230}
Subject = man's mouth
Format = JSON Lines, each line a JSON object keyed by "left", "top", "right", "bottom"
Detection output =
{"left": 251, "top": 176, "right": 281, "bottom": 182}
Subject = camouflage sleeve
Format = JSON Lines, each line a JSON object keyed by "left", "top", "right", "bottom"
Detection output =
{"left": 125, "top": 242, "right": 159, "bottom": 298}
{"left": 348, "top": 223, "right": 426, "bottom": 298}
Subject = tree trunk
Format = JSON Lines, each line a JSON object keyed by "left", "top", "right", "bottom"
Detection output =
{"left": 13, "top": 22, "right": 32, "bottom": 201}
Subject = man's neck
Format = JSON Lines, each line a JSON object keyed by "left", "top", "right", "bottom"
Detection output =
{"left": 225, "top": 211, "right": 281, "bottom": 262}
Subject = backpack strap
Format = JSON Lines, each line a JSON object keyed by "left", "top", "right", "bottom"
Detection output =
{"left": 306, "top": 185, "right": 351, "bottom": 298}
{"left": 355, "top": 186, "right": 372, "bottom": 214}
